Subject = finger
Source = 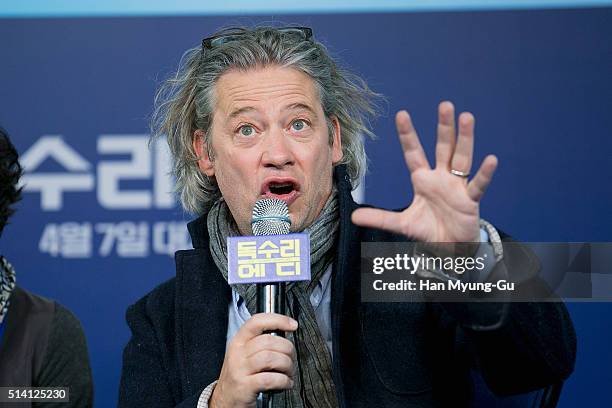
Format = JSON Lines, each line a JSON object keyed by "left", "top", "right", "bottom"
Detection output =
{"left": 247, "top": 350, "right": 294, "bottom": 376}
{"left": 250, "top": 372, "right": 294, "bottom": 392}
{"left": 435, "top": 101, "right": 456, "bottom": 170}
{"left": 352, "top": 208, "right": 409, "bottom": 236}
{"left": 467, "top": 155, "right": 498, "bottom": 201}
{"left": 234, "top": 314, "right": 298, "bottom": 344}
{"left": 451, "top": 112, "right": 475, "bottom": 176}
{"left": 245, "top": 334, "right": 296, "bottom": 361}
{"left": 396, "top": 110, "right": 431, "bottom": 173}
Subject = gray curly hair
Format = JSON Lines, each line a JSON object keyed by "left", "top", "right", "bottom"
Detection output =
{"left": 151, "top": 26, "right": 381, "bottom": 215}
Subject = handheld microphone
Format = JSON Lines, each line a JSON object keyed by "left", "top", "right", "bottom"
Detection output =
{"left": 227, "top": 198, "right": 311, "bottom": 408}
{"left": 252, "top": 199, "right": 291, "bottom": 336}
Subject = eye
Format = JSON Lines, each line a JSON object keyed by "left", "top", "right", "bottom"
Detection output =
{"left": 291, "top": 119, "right": 309, "bottom": 132}
{"left": 238, "top": 125, "right": 255, "bottom": 137}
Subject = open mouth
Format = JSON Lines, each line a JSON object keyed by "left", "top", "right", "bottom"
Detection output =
{"left": 262, "top": 178, "right": 300, "bottom": 204}
{"left": 269, "top": 183, "right": 295, "bottom": 195}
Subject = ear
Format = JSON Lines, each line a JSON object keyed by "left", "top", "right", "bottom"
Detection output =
{"left": 330, "top": 115, "right": 343, "bottom": 164}
{"left": 192, "top": 129, "right": 215, "bottom": 177}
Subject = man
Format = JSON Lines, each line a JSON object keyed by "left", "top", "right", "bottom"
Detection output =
{"left": 0, "top": 128, "right": 93, "bottom": 407}
{"left": 119, "top": 26, "right": 575, "bottom": 407}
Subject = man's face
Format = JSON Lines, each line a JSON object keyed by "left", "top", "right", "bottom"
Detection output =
{"left": 194, "top": 65, "right": 343, "bottom": 235}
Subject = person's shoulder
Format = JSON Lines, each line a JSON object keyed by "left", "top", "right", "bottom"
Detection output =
{"left": 12, "top": 285, "right": 55, "bottom": 315}
{"left": 13, "top": 286, "right": 86, "bottom": 334}
{"left": 126, "top": 277, "right": 177, "bottom": 329}
{"left": 51, "top": 302, "right": 86, "bottom": 337}
{"left": 14, "top": 288, "right": 88, "bottom": 355}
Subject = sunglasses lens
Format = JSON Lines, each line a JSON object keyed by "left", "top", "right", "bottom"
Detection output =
{"left": 209, "top": 34, "right": 241, "bottom": 47}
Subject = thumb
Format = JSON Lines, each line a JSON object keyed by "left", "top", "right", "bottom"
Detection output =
{"left": 351, "top": 208, "right": 411, "bottom": 237}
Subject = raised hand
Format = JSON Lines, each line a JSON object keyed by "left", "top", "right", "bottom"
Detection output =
{"left": 351, "top": 101, "right": 498, "bottom": 243}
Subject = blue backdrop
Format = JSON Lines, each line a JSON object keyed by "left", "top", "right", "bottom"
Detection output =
{"left": 1, "top": 5, "right": 611, "bottom": 407}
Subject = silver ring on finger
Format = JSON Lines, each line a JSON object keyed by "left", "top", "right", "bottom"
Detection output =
{"left": 450, "top": 169, "right": 470, "bottom": 178}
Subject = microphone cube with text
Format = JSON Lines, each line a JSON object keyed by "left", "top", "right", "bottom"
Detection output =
{"left": 228, "top": 198, "right": 311, "bottom": 286}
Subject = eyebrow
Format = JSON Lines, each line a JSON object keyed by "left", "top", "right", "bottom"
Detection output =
{"left": 227, "top": 103, "right": 318, "bottom": 120}
{"left": 285, "top": 103, "right": 317, "bottom": 117}
{"left": 228, "top": 106, "right": 257, "bottom": 120}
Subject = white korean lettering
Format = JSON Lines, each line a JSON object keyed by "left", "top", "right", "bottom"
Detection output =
{"left": 96, "top": 222, "right": 149, "bottom": 257}
{"left": 20, "top": 136, "right": 94, "bottom": 211}
{"left": 152, "top": 221, "right": 190, "bottom": 256}
{"left": 39, "top": 222, "right": 92, "bottom": 258}
{"left": 97, "top": 135, "right": 152, "bottom": 209}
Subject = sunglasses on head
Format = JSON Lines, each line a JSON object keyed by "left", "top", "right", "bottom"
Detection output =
{"left": 201, "top": 27, "right": 313, "bottom": 51}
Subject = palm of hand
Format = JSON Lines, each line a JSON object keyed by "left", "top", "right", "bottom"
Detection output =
{"left": 405, "top": 167, "right": 480, "bottom": 243}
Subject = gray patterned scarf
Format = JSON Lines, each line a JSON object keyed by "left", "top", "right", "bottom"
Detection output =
{"left": 207, "top": 190, "right": 340, "bottom": 408}
{"left": 0, "top": 256, "right": 16, "bottom": 325}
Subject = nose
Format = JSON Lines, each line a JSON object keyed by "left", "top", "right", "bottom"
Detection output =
{"left": 261, "top": 129, "right": 295, "bottom": 169}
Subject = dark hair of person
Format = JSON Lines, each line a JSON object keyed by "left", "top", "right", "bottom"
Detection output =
{"left": 0, "top": 128, "right": 23, "bottom": 235}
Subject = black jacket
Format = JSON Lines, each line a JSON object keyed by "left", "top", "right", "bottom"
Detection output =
{"left": 0, "top": 286, "right": 93, "bottom": 407}
{"left": 119, "top": 166, "right": 576, "bottom": 407}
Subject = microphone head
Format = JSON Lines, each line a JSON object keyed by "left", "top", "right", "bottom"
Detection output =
{"left": 251, "top": 198, "right": 291, "bottom": 236}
